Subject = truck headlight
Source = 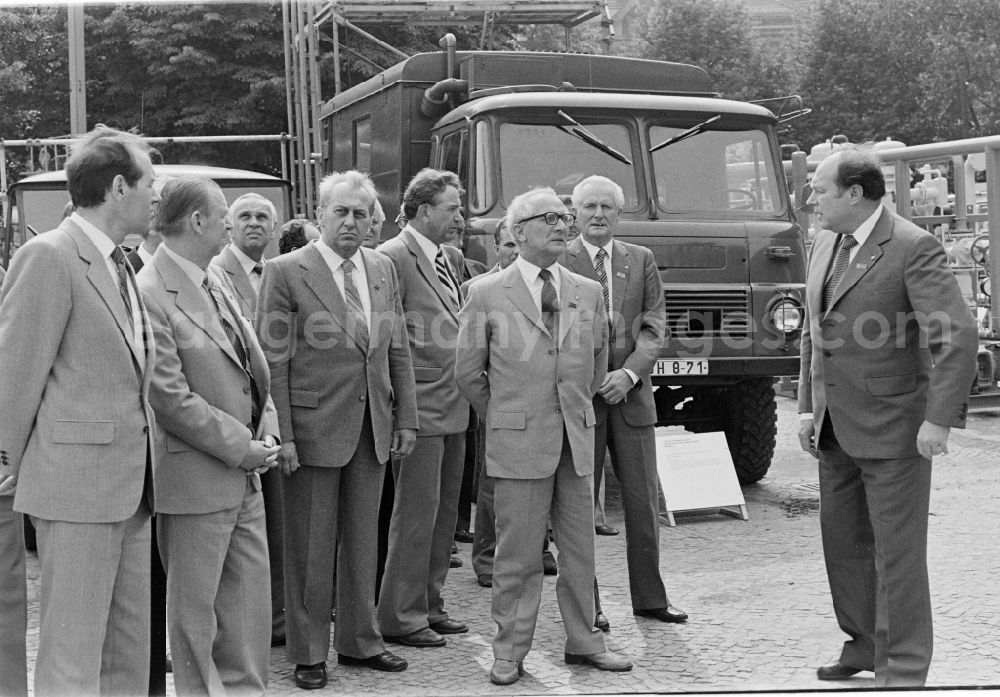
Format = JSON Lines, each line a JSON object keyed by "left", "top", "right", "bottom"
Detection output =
{"left": 770, "top": 298, "right": 803, "bottom": 333}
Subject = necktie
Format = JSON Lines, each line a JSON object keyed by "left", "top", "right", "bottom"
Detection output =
{"left": 434, "top": 248, "right": 461, "bottom": 310}
{"left": 110, "top": 246, "right": 134, "bottom": 329}
{"left": 341, "top": 259, "right": 370, "bottom": 354}
{"left": 205, "top": 276, "right": 261, "bottom": 429}
{"left": 594, "top": 248, "right": 610, "bottom": 314}
{"left": 252, "top": 262, "right": 264, "bottom": 277}
{"left": 538, "top": 268, "right": 559, "bottom": 338}
{"left": 823, "top": 234, "right": 858, "bottom": 311}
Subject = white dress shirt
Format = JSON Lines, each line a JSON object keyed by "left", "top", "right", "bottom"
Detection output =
{"left": 314, "top": 240, "right": 371, "bottom": 327}
{"left": 229, "top": 244, "right": 264, "bottom": 293}
{"left": 578, "top": 236, "right": 638, "bottom": 385}
{"left": 515, "top": 255, "right": 560, "bottom": 315}
{"left": 71, "top": 213, "right": 145, "bottom": 370}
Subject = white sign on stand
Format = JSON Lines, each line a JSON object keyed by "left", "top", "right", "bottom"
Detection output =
{"left": 655, "top": 430, "right": 748, "bottom": 526}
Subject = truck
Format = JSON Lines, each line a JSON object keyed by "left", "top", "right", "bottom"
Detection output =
{"left": 321, "top": 40, "right": 807, "bottom": 483}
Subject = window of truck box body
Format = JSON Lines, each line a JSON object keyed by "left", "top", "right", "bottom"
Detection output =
{"left": 649, "top": 124, "right": 783, "bottom": 217}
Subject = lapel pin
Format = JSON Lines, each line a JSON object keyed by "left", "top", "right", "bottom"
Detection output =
{"left": 615, "top": 272, "right": 626, "bottom": 279}
{"left": 856, "top": 263, "right": 868, "bottom": 270}
{"left": 569, "top": 301, "right": 578, "bottom": 309}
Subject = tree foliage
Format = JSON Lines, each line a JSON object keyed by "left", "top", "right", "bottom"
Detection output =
{"left": 634, "top": 0, "right": 800, "bottom": 103}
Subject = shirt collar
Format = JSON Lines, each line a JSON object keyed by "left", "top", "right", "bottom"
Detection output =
{"left": 405, "top": 224, "right": 441, "bottom": 263}
{"left": 515, "top": 255, "right": 560, "bottom": 287}
{"left": 138, "top": 244, "right": 155, "bottom": 264}
{"left": 579, "top": 236, "right": 613, "bottom": 263}
{"left": 229, "top": 243, "right": 262, "bottom": 276}
{"left": 69, "top": 212, "right": 116, "bottom": 261}
{"left": 315, "top": 238, "right": 364, "bottom": 271}
{"left": 160, "top": 242, "right": 207, "bottom": 288}
{"left": 849, "top": 205, "right": 884, "bottom": 248}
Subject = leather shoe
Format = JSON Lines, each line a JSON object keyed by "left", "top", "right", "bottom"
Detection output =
{"left": 450, "top": 555, "right": 463, "bottom": 568}
{"left": 634, "top": 605, "right": 688, "bottom": 623}
{"left": 338, "top": 651, "right": 407, "bottom": 672}
{"left": 430, "top": 618, "right": 468, "bottom": 634}
{"left": 477, "top": 574, "right": 493, "bottom": 588}
{"left": 454, "top": 529, "right": 474, "bottom": 543}
{"left": 595, "top": 524, "right": 619, "bottom": 536}
{"left": 816, "top": 662, "right": 864, "bottom": 680}
{"left": 490, "top": 659, "right": 524, "bottom": 685}
{"left": 293, "top": 663, "right": 327, "bottom": 690}
{"left": 565, "top": 650, "right": 632, "bottom": 672}
{"left": 594, "top": 612, "right": 610, "bottom": 632}
{"left": 383, "top": 627, "right": 446, "bottom": 647}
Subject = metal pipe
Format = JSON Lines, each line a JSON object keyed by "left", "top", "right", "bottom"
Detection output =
{"left": 985, "top": 145, "right": 1000, "bottom": 336}
{"left": 952, "top": 154, "right": 969, "bottom": 234}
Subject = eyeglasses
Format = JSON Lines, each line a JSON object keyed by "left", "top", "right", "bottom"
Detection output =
{"left": 517, "top": 211, "right": 576, "bottom": 226}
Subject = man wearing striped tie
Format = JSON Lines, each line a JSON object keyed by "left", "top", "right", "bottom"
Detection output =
{"left": 377, "top": 168, "right": 472, "bottom": 648}
{"left": 137, "top": 176, "right": 281, "bottom": 695}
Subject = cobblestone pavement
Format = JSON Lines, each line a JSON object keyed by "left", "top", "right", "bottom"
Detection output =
{"left": 20, "top": 396, "right": 1000, "bottom": 694}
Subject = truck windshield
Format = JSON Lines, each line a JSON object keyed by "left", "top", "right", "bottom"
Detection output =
{"left": 649, "top": 125, "right": 783, "bottom": 215}
{"left": 498, "top": 121, "right": 639, "bottom": 210}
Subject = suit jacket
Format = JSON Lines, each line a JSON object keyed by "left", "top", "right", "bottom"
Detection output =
{"left": 459, "top": 263, "right": 499, "bottom": 296}
{"left": 137, "top": 247, "right": 280, "bottom": 515}
{"left": 563, "top": 238, "right": 665, "bottom": 427}
{"left": 377, "top": 227, "right": 469, "bottom": 435}
{"left": 211, "top": 244, "right": 258, "bottom": 323}
{"left": 798, "top": 207, "right": 978, "bottom": 459}
{"left": 0, "top": 220, "right": 156, "bottom": 522}
{"left": 256, "top": 244, "right": 418, "bottom": 468}
{"left": 455, "top": 263, "right": 608, "bottom": 479}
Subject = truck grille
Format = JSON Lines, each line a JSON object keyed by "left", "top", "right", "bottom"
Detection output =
{"left": 664, "top": 288, "right": 750, "bottom": 338}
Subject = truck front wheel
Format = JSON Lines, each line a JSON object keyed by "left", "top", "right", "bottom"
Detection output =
{"left": 721, "top": 378, "right": 777, "bottom": 484}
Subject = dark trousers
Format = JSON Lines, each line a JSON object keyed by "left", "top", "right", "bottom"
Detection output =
{"left": 818, "top": 418, "right": 933, "bottom": 687}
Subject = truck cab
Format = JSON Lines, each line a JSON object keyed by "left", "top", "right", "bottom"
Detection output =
{"left": 321, "top": 49, "right": 806, "bottom": 483}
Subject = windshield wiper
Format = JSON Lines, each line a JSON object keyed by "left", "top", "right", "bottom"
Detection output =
{"left": 556, "top": 110, "right": 632, "bottom": 166}
{"left": 649, "top": 114, "right": 722, "bottom": 154}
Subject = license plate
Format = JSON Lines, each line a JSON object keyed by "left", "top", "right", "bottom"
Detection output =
{"left": 652, "top": 359, "right": 709, "bottom": 376}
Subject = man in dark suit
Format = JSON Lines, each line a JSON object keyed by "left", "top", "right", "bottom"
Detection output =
{"left": 0, "top": 262, "right": 27, "bottom": 697}
{"left": 376, "top": 169, "right": 470, "bottom": 647}
{"left": 798, "top": 146, "right": 977, "bottom": 687}
{"left": 211, "top": 191, "right": 286, "bottom": 644}
{"left": 0, "top": 126, "right": 157, "bottom": 696}
{"left": 138, "top": 177, "right": 281, "bottom": 695}
{"left": 563, "top": 175, "right": 687, "bottom": 625}
{"left": 257, "top": 170, "right": 418, "bottom": 689}
{"left": 456, "top": 187, "right": 631, "bottom": 686}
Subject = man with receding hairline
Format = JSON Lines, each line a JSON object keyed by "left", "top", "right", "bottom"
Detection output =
{"left": 799, "top": 145, "right": 977, "bottom": 687}
{"left": 0, "top": 125, "right": 158, "bottom": 696}
{"left": 137, "top": 176, "right": 281, "bottom": 696}
{"left": 456, "top": 186, "right": 632, "bottom": 685}
{"left": 257, "top": 170, "right": 417, "bottom": 689}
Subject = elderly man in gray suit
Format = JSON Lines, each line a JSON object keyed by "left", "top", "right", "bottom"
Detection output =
{"left": 0, "top": 262, "right": 28, "bottom": 697}
{"left": 211, "top": 190, "right": 286, "bottom": 644}
{"left": 377, "top": 168, "right": 470, "bottom": 647}
{"left": 456, "top": 186, "right": 632, "bottom": 686}
{"left": 257, "top": 170, "right": 418, "bottom": 690}
{"left": 799, "top": 147, "right": 977, "bottom": 687}
{"left": 563, "top": 175, "right": 687, "bottom": 625}
{"left": 138, "top": 177, "right": 281, "bottom": 696}
{"left": 0, "top": 126, "right": 157, "bottom": 696}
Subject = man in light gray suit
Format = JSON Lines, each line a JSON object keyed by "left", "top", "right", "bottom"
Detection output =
{"left": 138, "top": 177, "right": 281, "bottom": 696}
{"left": 456, "top": 187, "right": 631, "bottom": 686}
{"left": 563, "top": 175, "right": 687, "bottom": 624}
{"left": 0, "top": 261, "right": 28, "bottom": 697}
{"left": 211, "top": 191, "right": 286, "bottom": 644}
{"left": 257, "top": 170, "right": 417, "bottom": 689}
{"left": 377, "top": 169, "right": 470, "bottom": 647}
{"left": 799, "top": 147, "right": 977, "bottom": 686}
{"left": 0, "top": 126, "right": 157, "bottom": 696}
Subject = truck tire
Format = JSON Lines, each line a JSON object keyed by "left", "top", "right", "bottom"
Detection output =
{"left": 722, "top": 378, "right": 777, "bottom": 484}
